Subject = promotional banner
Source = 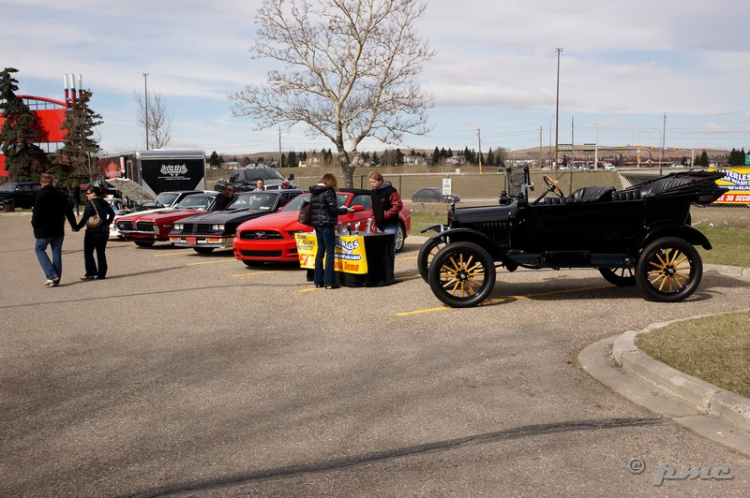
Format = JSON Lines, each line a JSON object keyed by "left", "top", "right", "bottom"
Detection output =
{"left": 711, "top": 167, "right": 750, "bottom": 204}
{"left": 295, "top": 233, "right": 369, "bottom": 274}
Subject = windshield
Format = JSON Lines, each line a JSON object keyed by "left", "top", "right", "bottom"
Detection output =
{"left": 228, "top": 192, "right": 279, "bottom": 211}
{"left": 156, "top": 192, "right": 179, "bottom": 206}
{"left": 175, "top": 194, "right": 215, "bottom": 210}
{"left": 280, "top": 193, "right": 351, "bottom": 212}
{"left": 0, "top": 184, "right": 15, "bottom": 192}
{"left": 232, "top": 168, "right": 286, "bottom": 182}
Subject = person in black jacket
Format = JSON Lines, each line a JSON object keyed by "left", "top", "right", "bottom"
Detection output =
{"left": 368, "top": 170, "right": 403, "bottom": 257}
{"left": 213, "top": 185, "right": 235, "bottom": 210}
{"left": 32, "top": 173, "right": 78, "bottom": 287}
{"left": 75, "top": 185, "right": 116, "bottom": 280}
{"left": 309, "top": 173, "right": 351, "bottom": 289}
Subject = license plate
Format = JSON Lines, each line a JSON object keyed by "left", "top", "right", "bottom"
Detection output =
{"left": 186, "top": 237, "right": 197, "bottom": 246}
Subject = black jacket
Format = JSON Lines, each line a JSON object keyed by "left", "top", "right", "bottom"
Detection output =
{"left": 76, "top": 198, "right": 115, "bottom": 234}
{"left": 31, "top": 186, "right": 77, "bottom": 238}
{"left": 370, "top": 180, "right": 403, "bottom": 229}
{"left": 309, "top": 184, "right": 347, "bottom": 228}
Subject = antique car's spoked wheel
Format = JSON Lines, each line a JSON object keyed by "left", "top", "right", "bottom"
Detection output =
{"left": 635, "top": 237, "right": 702, "bottom": 302}
{"left": 543, "top": 175, "right": 564, "bottom": 198}
{"left": 428, "top": 242, "right": 496, "bottom": 308}
{"left": 598, "top": 267, "right": 636, "bottom": 286}
{"left": 418, "top": 236, "right": 448, "bottom": 282}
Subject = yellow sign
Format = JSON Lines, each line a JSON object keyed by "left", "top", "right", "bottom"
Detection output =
{"left": 294, "top": 233, "right": 369, "bottom": 274}
{"left": 710, "top": 167, "right": 750, "bottom": 204}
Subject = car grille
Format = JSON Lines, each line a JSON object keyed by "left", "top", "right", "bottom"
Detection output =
{"left": 239, "top": 230, "right": 284, "bottom": 240}
{"left": 117, "top": 221, "right": 134, "bottom": 230}
{"left": 178, "top": 223, "right": 216, "bottom": 235}
{"left": 135, "top": 221, "right": 154, "bottom": 233}
{"left": 240, "top": 250, "right": 283, "bottom": 257}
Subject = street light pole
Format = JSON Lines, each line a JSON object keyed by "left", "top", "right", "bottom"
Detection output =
{"left": 142, "top": 72, "right": 149, "bottom": 150}
{"left": 554, "top": 48, "right": 563, "bottom": 171}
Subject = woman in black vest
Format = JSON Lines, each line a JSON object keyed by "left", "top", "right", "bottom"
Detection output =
{"left": 75, "top": 185, "right": 115, "bottom": 280}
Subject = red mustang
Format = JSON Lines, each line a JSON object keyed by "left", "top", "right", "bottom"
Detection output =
{"left": 232, "top": 188, "right": 411, "bottom": 266}
{"left": 115, "top": 192, "right": 217, "bottom": 247}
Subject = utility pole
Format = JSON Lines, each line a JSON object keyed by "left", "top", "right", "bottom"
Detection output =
{"left": 278, "top": 127, "right": 282, "bottom": 166}
{"left": 554, "top": 47, "right": 563, "bottom": 171}
{"left": 476, "top": 128, "right": 482, "bottom": 174}
{"left": 142, "top": 72, "right": 149, "bottom": 150}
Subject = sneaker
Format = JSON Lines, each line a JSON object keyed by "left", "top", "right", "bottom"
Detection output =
{"left": 52, "top": 277, "right": 60, "bottom": 286}
{"left": 44, "top": 279, "right": 55, "bottom": 287}
{"left": 80, "top": 275, "right": 95, "bottom": 281}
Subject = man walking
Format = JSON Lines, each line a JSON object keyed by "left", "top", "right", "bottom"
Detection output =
{"left": 31, "top": 173, "right": 78, "bottom": 286}
{"left": 368, "top": 171, "right": 403, "bottom": 256}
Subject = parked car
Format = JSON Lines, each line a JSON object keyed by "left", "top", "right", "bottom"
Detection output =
{"left": 232, "top": 188, "right": 412, "bottom": 266}
{"left": 115, "top": 192, "right": 218, "bottom": 247}
{"left": 0, "top": 182, "right": 41, "bottom": 209}
{"left": 418, "top": 167, "right": 727, "bottom": 308}
{"left": 106, "top": 179, "right": 213, "bottom": 240}
{"left": 411, "top": 187, "right": 460, "bottom": 204}
{"left": 214, "top": 166, "right": 295, "bottom": 192}
{"left": 169, "top": 189, "right": 303, "bottom": 253}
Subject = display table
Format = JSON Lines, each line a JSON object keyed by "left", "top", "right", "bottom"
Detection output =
{"left": 296, "top": 232, "right": 395, "bottom": 287}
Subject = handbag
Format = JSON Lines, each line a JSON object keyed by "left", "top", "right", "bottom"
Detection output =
{"left": 85, "top": 201, "right": 103, "bottom": 228}
{"left": 298, "top": 200, "right": 312, "bottom": 226}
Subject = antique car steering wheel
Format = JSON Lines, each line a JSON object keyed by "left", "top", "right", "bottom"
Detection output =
{"left": 543, "top": 175, "right": 564, "bottom": 198}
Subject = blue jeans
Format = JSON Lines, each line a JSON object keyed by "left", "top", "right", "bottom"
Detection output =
{"left": 314, "top": 226, "right": 337, "bottom": 287}
{"left": 35, "top": 236, "right": 64, "bottom": 280}
{"left": 379, "top": 224, "right": 398, "bottom": 257}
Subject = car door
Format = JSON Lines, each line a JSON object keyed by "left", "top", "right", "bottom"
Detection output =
{"left": 338, "top": 193, "right": 372, "bottom": 232}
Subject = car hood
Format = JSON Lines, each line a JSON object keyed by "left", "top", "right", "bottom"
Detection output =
{"left": 179, "top": 208, "right": 273, "bottom": 224}
{"left": 106, "top": 178, "right": 159, "bottom": 205}
{"left": 126, "top": 208, "right": 207, "bottom": 223}
{"left": 236, "top": 210, "right": 312, "bottom": 233}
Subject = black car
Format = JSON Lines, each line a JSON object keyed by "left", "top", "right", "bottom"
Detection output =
{"left": 169, "top": 189, "right": 302, "bottom": 253}
{"left": 418, "top": 167, "right": 728, "bottom": 308}
{"left": 214, "top": 166, "right": 295, "bottom": 192}
{"left": 0, "top": 182, "right": 41, "bottom": 209}
{"left": 411, "top": 187, "right": 460, "bottom": 203}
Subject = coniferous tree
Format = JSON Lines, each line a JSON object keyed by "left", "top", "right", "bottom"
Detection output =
{"left": 209, "top": 151, "right": 221, "bottom": 168}
{"left": 56, "top": 90, "right": 102, "bottom": 185}
{"left": 0, "top": 67, "right": 48, "bottom": 180}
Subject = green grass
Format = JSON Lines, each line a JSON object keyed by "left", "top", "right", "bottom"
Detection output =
{"left": 410, "top": 212, "right": 448, "bottom": 234}
{"left": 695, "top": 225, "right": 750, "bottom": 268}
{"left": 638, "top": 312, "right": 750, "bottom": 399}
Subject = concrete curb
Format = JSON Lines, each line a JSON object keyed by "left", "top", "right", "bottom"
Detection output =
{"left": 581, "top": 264, "right": 750, "bottom": 455}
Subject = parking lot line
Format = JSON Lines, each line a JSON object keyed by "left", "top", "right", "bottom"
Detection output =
{"left": 187, "top": 259, "right": 236, "bottom": 266}
{"left": 231, "top": 270, "right": 284, "bottom": 278}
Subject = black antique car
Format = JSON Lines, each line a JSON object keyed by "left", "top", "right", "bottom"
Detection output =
{"left": 418, "top": 168, "right": 728, "bottom": 308}
{"left": 169, "top": 189, "right": 302, "bottom": 253}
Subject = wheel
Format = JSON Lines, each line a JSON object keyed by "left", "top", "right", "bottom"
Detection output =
{"left": 394, "top": 222, "right": 406, "bottom": 253}
{"left": 543, "top": 175, "right": 564, "bottom": 198}
{"left": 598, "top": 267, "right": 636, "bottom": 287}
{"left": 427, "top": 241, "right": 496, "bottom": 308}
{"left": 133, "top": 240, "right": 155, "bottom": 248}
{"left": 635, "top": 237, "right": 702, "bottom": 302}
{"left": 193, "top": 247, "right": 215, "bottom": 254}
{"left": 242, "top": 260, "right": 262, "bottom": 267}
{"left": 417, "top": 235, "right": 447, "bottom": 282}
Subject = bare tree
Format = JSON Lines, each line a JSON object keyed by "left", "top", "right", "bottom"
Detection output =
{"left": 230, "top": 0, "right": 435, "bottom": 187}
{"left": 134, "top": 91, "right": 172, "bottom": 150}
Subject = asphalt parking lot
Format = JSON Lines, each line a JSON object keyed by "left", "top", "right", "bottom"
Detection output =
{"left": 2, "top": 212, "right": 750, "bottom": 497}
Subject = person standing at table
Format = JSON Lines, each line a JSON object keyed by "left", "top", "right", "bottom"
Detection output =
{"left": 310, "top": 173, "right": 349, "bottom": 289}
{"left": 368, "top": 171, "right": 403, "bottom": 256}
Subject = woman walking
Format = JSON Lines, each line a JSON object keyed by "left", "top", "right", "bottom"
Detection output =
{"left": 76, "top": 185, "right": 115, "bottom": 280}
{"left": 309, "top": 173, "right": 350, "bottom": 289}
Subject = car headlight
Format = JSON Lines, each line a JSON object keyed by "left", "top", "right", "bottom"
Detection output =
{"left": 211, "top": 224, "right": 225, "bottom": 232}
{"left": 174, "top": 223, "right": 183, "bottom": 231}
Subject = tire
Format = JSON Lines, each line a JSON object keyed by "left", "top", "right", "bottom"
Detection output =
{"left": 193, "top": 247, "right": 215, "bottom": 254}
{"left": 133, "top": 240, "right": 155, "bottom": 248}
{"left": 635, "top": 237, "right": 702, "bottom": 302}
{"left": 395, "top": 222, "right": 406, "bottom": 253}
{"left": 417, "top": 235, "right": 447, "bottom": 282}
{"left": 427, "top": 241, "right": 496, "bottom": 308}
{"left": 598, "top": 267, "right": 636, "bottom": 287}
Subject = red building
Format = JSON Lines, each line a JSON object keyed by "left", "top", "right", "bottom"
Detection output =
{"left": 0, "top": 75, "right": 85, "bottom": 179}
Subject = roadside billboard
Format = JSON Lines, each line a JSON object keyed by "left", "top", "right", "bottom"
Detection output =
{"left": 710, "top": 166, "right": 750, "bottom": 205}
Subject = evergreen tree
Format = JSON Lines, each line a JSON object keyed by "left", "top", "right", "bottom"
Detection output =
{"left": 56, "top": 90, "right": 103, "bottom": 184}
{"left": 431, "top": 146, "right": 440, "bottom": 165}
{"left": 698, "top": 150, "right": 709, "bottom": 167}
{"left": 286, "top": 151, "right": 298, "bottom": 168}
{"left": 0, "top": 67, "right": 48, "bottom": 180}
{"left": 209, "top": 151, "right": 221, "bottom": 168}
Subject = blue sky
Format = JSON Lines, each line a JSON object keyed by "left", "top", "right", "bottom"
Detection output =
{"left": 5, "top": 0, "right": 750, "bottom": 157}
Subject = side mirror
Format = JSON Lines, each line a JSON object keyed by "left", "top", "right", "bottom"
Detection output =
{"left": 350, "top": 205, "right": 365, "bottom": 212}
